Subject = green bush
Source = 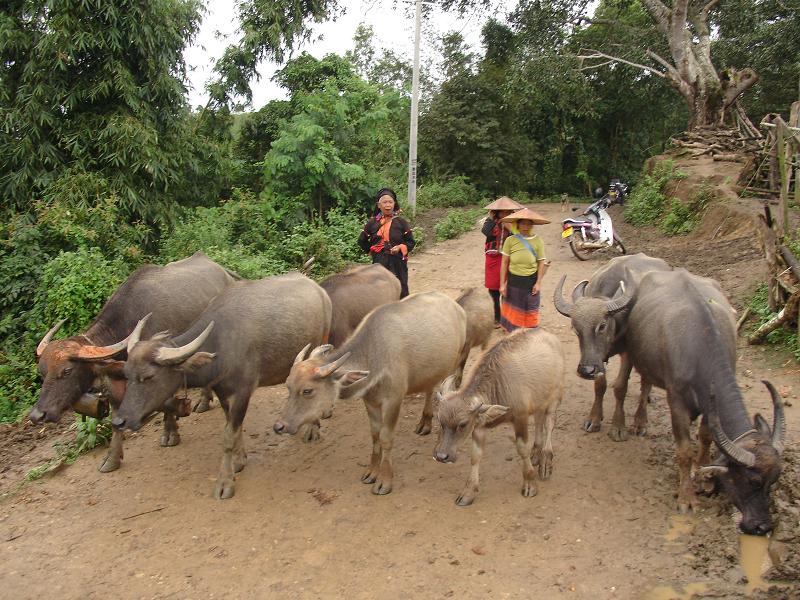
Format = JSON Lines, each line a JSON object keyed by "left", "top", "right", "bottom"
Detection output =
{"left": 661, "top": 184, "right": 714, "bottom": 236}
{"left": 434, "top": 208, "right": 484, "bottom": 241}
{"left": 747, "top": 284, "right": 799, "bottom": 361}
{"left": 417, "top": 176, "right": 481, "bottom": 210}
{"left": 624, "top": 160, "right": 686, "bottom": 226}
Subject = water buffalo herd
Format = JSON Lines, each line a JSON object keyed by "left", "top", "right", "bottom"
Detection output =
{"left": 29, "top": 252, "right": 785, "bottom": 537}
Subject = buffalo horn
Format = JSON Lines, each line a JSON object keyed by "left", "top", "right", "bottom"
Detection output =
{"left": 553, "top": 275, "right": 574, "bottom": 317}
{"left": 70, "top": 336, "right": 130, "bottom": 362}
{"left": 294, "top": 343, "right": 312, "bottom": 365}
{"left": 707, "top": 389, "right": 756, "bottom": 468}
{"left": 605, "top": 286, "right": 634, "bottom": 313}
{"left": 36, "top": 319, "right": 67, "bottom": 357}
{"left": 126, "top": 313, "right": 153, "bottom": 354}
{"left": 570, "top": 280, "right": 589, "bottom": 304}
{"left": 155, "top": 321, "right": 215, "bottom": 365}
{"left": 762, "top": 379, "right": 785, "bottom": 455}
{"left": 440, "top": 375, "right": 458, "bottom": 396}
{"left": 315, "top": 352, "right": 351, "bottom": 378}
{"left": 309, "top": 344, "right": 334, "bottom": 359}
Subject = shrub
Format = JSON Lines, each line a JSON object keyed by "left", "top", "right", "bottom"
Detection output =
{"left": 624, "top": 159, "right": 686, "bottom": 226}
{"left": 434, "top": 208, "right": 484, "bottom": 241}
{"left": 417, "top": 176, "right": 481, "bottom": 210}
{"left": 747, "top": 284, "right": 799, "bottom": 361}
{"left": 661, "top": 184, "right": 714, "bottom": 236}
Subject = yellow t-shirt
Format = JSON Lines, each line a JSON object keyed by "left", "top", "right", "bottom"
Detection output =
{"left": 501, "top": 234, "right": 546, "bottom": 277}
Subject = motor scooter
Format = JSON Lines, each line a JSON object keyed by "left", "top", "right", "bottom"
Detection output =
{"left": 561, "top": 185, "right": 627, "bottom": 261}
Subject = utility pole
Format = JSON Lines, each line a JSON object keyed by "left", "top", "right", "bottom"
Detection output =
{"left": 406, "top": 0, "right": 422, "bottom": 216}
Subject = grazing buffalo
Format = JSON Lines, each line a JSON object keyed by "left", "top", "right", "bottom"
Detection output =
{"left": 556, "top": 267, "right": 785, "bottom": 534}
{"left": 554, "top": 253, "right": 671, "bottom": 439}
{"left": 320, "top": 264, "right": 401, "bottom": 347}
{"left": 29, "top": 252, "right": 237, "bottom": 471}
{"left": 273, "top": 291, "right": 467, "bottom": 496}
{"left": 434, "top": 328, "right": 564, "bottom": 506}
{"left": 454, "top": 287, "right": 494, "bottom": 385}
{"left": 112, "top": 272, "right": 332, "bottom": 499}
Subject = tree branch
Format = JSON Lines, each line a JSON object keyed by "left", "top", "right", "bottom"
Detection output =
{"left": 577, "top": 49, "right": 665, "bottom": 77}
{"left": 639, "top": 0, "right": 672, "bottom": 35}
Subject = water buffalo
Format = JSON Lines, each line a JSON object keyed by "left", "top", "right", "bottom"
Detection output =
{"left": 320, "top": 264, "right": 401, "bottom": 347}
{"left": 273, "top": 291, "right": 467, "bottom": 495}
{"left": 29, "top": 251, "right": 237, "bottom": 471}
{"left": 555, "top": 267, "right": 785, "bottom": 534}
{"left": 554, "top": 253, "right": 671, "bottom": 440}
{"left": 454, "top": 287, "right": 494, "bottom": 385}
{"left": 112, "top": 272, "right": 332, "bottom": 499}
{"left": 434, "top": 328, "right": 564, "bottom": 506}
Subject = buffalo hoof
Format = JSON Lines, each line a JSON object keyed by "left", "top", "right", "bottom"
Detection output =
{"left": 582, "top": 420, "right": 601, "bottom": 433}
{"left": 372, "top": 480, "right": 393, "bottom": 495}
{"left": 213, "top": 478, "right": 235, "bottom": 500}
{"left": 160, "top": 431, "right": 181, "bottom": 447}
{"left": 608, "top": 426, "right": 628, "bottom": 442}
{"left": 361, "top": 470, "right": 378, "bottom": 485}
{"left": 193, "top": 398, "right": 211, "bottom": 413}
{"left": 234, "top": 453, "right": 247, "bottom": 473}
{"left": 631, "top": 424, "right": 648, "bottom": 437}
{"left": 414, "top": 419, "right": 432, "bottom": 436}
{"left": 455, "top": 494, "right": 475, "bottom": 507}
{"left": 521, "top": 481, "right": 538, "bottom": 497}
{"left": 98, "top": 454, "right": 121, "bottom": 473}
{"left": 538, "top": 459, "right": 553, "bottom": 480}
{"left": 302, "top": 422, "right": 321, "bottom": 443}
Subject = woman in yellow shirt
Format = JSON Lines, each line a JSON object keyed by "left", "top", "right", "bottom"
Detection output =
{"left": 499, "top": 208, "right": 550, "bottom": 331}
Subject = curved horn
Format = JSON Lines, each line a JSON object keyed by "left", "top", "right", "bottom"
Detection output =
{"left": 570, "top": 280, "right": 589, "bottom": 304}
{"left": 294, "top": 343, "right": 312, "bottom": 365}
{"left": 553, "top": 275, "right": 574, "bottom": 317}
{"left": 126, "top": 313, "right": 153, "bottom": 354}
{"left": 315, "top": 352, "right": 352, "bottom": 379}
{"left": 605, "top": 286, "right": 634, "bottom": 313}
{"left": 440, "top": 374, "right": 458, "bottom": 396}
{"left": 155, "top": 321, "right": 215, "bottom": 365}
{"left": 762, "top": 379, "right": 785, "bottom": 455}
{"left": 37, "top": 319, "right": 67, "bottom": 356}
{"left": 707, "top": 389, "right": 756, "bottom": 468}
{"left": 70, "top": 337, "right": 130, "bottom": 362}
{"left": 309, "top": 344, "right": 334, "bottom": 359}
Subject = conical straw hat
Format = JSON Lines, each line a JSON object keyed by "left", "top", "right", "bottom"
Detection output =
{"left": 500, "top": 207, "right": 551, "bottom": 225}
{"left": 484, "top": 196, "right": 523, "bottom": 211}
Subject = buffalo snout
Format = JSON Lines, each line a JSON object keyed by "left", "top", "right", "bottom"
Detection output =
{"left": 111, "top": 415, "right": 126, "bottom": 429}
{"left": 577, "top": 364, "right": 600, "bottom": 379}
{"left": 434, "top": 449, "right": 455, "bottom": 463}
{"left": 740, "top": 518, "right": 773, "bottom": 537}
{"left": 28, "top": 406, "right": 46, "bottom": 424}
{"left": 273, "top": 420, "right": 297, "bottom": 435}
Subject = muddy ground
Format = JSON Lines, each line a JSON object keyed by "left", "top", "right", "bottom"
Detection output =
{"left": 1, "top": 202, "right": 798, "bottom": 599}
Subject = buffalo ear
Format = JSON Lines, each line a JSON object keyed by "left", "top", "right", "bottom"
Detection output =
{"left": 477, "top": 404, "right": 509, "bottom": 425}
{"left": 93, "top": 360, "right": 126, "bottom": 380}
{"left": 336, "top": 370, "right": 369, "bottom": 387}
{"left": 178, "top": 352, "right": 216, "bottom": 372}
{"left": 753, "top": 413, "right": 772, "bottom": 438}
{"left": 698, "top": 465, "right": 728, "bottom": 478}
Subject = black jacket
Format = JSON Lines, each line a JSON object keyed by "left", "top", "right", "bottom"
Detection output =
{"left": 358, "top": 215, "right": 415, "bottom": 256}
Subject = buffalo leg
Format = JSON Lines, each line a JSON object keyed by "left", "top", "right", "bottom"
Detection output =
{"left": 609, "top": 354, "right": 633, "bottom": 442}
{"left": 372, "top": 398, "right": 402, "bottom": 496}
{"left": 514, "top": 419, "right": 537, "bottom": 498}
{"left": 632, "top": 381, "right": 652, "bottom": 436}
{"left": 456, "top": 426, "right": 486, "bottom": 506}
{"left": 361, "top": 398, "right": 382, "bottom": 484}
{"left": 193, "top": 387, "right": 213, "bottom": 413}
{"left": 160, "top": 410, "right": 181, "bottom": 447}
{"left": 99, "top": 427, "right": 124, "bottom": 472}
{"left": 696, "top": 416, "right": 712, "bottom": 467}
{"left": 213, "top": 391, "right": 250, "bottom": 500}
{"left": 584, "top": 373, "right": 606, "bottom": 432}
{"left": 535, "top": 404, "right": 557, "bottom": 480}
{"left": 414, "top": 390, "right": 434, "bottom": 435}
{"left": 667, "top": 389, "right": 698, "bottom": 513}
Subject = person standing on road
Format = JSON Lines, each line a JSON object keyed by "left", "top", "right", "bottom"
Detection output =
{"left": 482, "top": 196, "right": 523, "bottom": 327}
{"left": 358, "top": 188, "right": 415, "bottom": 298}
{"left": 498, "top": 208, "right": 551, "bottom": 331}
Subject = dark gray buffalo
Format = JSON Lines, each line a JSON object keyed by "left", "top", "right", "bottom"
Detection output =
{"left": 554, "top": 253, "right": 671, "bottom": 439}
{"left": 113, "top": 272, "right": 332, "bottom": 499}
{"left": 555, "top": 267, "right": 785, "bottom": 535}
{"left": 273, "top": 291, "right": 467, "bottom": 495}
{"left": 29, "top": 251, "right": 237, "bottom": 471}
{"left": 320, "top": 264, "right": 401, "bottom": 347}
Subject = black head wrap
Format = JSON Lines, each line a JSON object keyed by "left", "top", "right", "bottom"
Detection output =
{"left": 374, "top": 187, "right": 400, "bottom": 214}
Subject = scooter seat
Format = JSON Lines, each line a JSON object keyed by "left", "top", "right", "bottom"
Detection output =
{"left": 564, "top": 217, "right": 593, "bottom": 226}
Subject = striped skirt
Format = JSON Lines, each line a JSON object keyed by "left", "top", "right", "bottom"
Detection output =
{"left": 500, "top": 272, "right": 540, "bottom": 331}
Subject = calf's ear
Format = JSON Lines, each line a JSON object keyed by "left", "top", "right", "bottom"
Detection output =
{"left": 336, "top": 370, "right": 369, "bottom": 387}
{"left": 753, "top": 413, "right": 772, "bottom": 438}
{"left": 178, "top": 352, "right": 217, "bottom": 372}
{"left": 93, "top": 360, "right": 126, "bottom": 380}
{"left": 477, "top": 404, "right": 509, "bottom": 425}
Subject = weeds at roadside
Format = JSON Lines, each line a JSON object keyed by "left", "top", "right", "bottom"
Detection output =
{"left": 434, "top": 208, "right": 485, "bottom": 241}
{"left": 25, "top": 416, "right": 113, "bottom": 481}
{"left": 746, "top": 284, "right": 800, "bottom": 362}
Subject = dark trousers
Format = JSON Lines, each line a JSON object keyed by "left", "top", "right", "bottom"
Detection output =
{"left": 372, "top": 252, "right": 409, "bottom": 298}
{"left": 488, "top": 289, "right": 501, "bottom": 323}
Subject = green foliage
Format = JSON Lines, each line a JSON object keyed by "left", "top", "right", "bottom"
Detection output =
{"left": 660, "top": 185, "right": 714, "bottom": 235}
{"left": 747, "top": 284, "right": 800, "bottom": 362}
{"left": 624, "top": 160, "right": 686, "bottom": 226}
{"left": 26, "top": 416, "right": 114, "bottom": 480}
{"left": 417, "top": 177, "right": 481, "bottom": 210}
{"left": 434, "top": 208, "right": 485, "bottom": 241}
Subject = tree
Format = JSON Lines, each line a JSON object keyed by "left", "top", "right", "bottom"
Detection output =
{"left": 0, "top": 0, "right": 221, "bottom": 221}
{"left": 576, "top": 0, "right": 760, "bottom": 129}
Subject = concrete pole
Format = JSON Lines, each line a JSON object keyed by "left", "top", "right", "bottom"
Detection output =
{"left": 406, "top": 0, "right": 422, "bottom": 217}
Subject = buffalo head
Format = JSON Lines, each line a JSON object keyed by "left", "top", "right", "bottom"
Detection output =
{"left": 699, "top": 380, "right": 785, "bottom": 536}
{"left": 553, "top": 274, "right": 634, "bottom": 379}
{"left": 113, "top": 319, "right": 216, "bottom": 431}
{"left": 30, "top": 319, "right": 137, "bottom": 424}
{"left": 273, "top": 344, "right": 368, "bottom": 436}
{"left": 433, "top": 376, "right": 508, "bottom": 464}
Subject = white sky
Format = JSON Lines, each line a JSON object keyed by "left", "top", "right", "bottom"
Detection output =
{"left": 184, "top": 0, "right": 518, "bottom": 109}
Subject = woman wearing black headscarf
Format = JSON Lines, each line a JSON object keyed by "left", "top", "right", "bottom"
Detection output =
{"left": 357, "top": 188, "right": 415, "bottom": 297}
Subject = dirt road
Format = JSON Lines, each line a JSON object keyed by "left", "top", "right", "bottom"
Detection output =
{"left": 1, "top": 203, "right": 798, "bottom": 599}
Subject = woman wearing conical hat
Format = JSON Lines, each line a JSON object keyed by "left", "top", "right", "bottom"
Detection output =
{"left": 481, "top": 196, "right": 523, "bottom": 327}
{"left": 498, "top": 208, "right": 551, "bottom": 331}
